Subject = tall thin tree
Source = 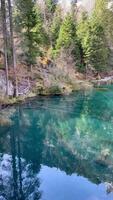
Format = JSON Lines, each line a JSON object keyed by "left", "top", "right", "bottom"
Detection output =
{"left": 1, "top": 0, "right": 9, "bottom": 96}
{"left": 8, "top": 0, "right": 18, "bottom": 97}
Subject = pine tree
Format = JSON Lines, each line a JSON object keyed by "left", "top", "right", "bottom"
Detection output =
{"left": 50, "top": 7, "right": 62, "bottom": 48}
{"left": 15, "top": 0, "right": 44, "bottom": 70}
{"left": 55, "top": 13, "right": 81, "bottom": 66}
{"left": 94, "top": 0, "right": 108, "bottom": 22}
{"left": 43, "top": 0, "right": 57, "bottom": 48}
{"left": 107, "top": 4, "right": 113, "bottom": 43}
{"left": 95, "top": 0, "right": 113, "bottom": 45}
{"left": 45, "top": 0, "right": 56, "bottom": 14}
{"left": 56, "top": 14, "right": 75, "bottom": 50}
{"left": 77, "top": 12, "right": 109, "bottom": 71}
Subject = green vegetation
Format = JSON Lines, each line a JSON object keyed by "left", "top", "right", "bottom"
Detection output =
{"left": 50, "top": 7, "right": 62, "bottom": 48}
{"left": 55, "top": 13, "right": 81, "bottom": 66}
{"left": 0, "top": 0, "right": 113, "bottom": 98}
{"left": 77, "top": 13, "right": 108, "bottom": 71}
{"left": 15, "top": 0, "right": 45, "bottom": 68}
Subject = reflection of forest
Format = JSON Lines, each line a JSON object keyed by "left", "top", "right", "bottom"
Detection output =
{"left": 0, "top": 154, "right": 41, "bottom": 200}
{"left": 1, "top": 87, "right": 113, "bottom": 198}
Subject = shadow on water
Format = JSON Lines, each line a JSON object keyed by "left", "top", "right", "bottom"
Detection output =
{"left": 1, "top": 86, "right": 113, "bottom": 199}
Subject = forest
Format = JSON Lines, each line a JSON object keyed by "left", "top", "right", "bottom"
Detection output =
{"left": 1, "top": 1, "right": 113, "bottom": 200}
{"left": 0, "top": 0, "right": 113, "bottom": 102}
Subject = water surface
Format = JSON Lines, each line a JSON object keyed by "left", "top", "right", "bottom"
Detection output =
{"left": 1, "top": 85, "right": 113, "bottom": 200}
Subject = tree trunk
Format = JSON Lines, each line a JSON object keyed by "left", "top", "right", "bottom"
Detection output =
{"left": 1, "top": 0, "right": 9, "bottom": 96}
{"left": 8, "top": 0, "right": 18, "bottom": 97}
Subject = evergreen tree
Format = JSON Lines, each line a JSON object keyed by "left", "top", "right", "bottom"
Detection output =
{"left": 95, "top": 0, "right": 113, "bottom": 45}
{"left": 107, "top": 4, "right": 113, "bottom": 43}
{"left": 43, "top": 0, "right": 57, "bottom": 48}
{"left": 50, "top": 7, "right": 62, "bottom": 48}
{"left": 15, "top": 0, "right": 44, "bottom": 69}
{"left": 77, "top": 12, "right": 109, "bottom": 71}
{"left": 94, "top": 0, "right": 108, "bottom": 22}
{"left": 55, "top": 13, "right": 81, "bottom": 66}
{"left": 45, "top": 0, "right": 56, "bottom": 14}
{"left": 56, "top": 14, "right": 76, "bottom": 49}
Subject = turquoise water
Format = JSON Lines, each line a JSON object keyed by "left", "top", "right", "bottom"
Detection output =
{"left": 1, "top": 85, "right": 113, "bottom": 199}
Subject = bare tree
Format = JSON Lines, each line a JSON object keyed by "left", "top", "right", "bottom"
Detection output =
{"left": 1, "top": 0, "right": 9, "bottom": 96}
{"left": 8, "top": 0, "right": 18, "bottom": 97}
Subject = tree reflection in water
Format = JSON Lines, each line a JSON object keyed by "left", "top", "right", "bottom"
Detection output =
{"left": 0, "top": 86, "right": 113, "bottom": 199}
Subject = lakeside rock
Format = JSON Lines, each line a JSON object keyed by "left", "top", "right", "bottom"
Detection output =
{"left": 0, "top": 71, "right": 14, "bottom": 96}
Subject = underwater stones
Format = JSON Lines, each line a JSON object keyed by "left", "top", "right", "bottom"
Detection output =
{"left": 95, "top": 159, "right": 108, "bottom": 167}
{"left": 95, "top": 148, "right": 111, "bottom": 167}
{"left": 101, "top": 149, "right": 110, "bottom": 159}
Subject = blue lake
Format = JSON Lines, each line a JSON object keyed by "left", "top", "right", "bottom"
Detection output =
{"left": 0, "top": 85, "right": 113, "bottom": 200}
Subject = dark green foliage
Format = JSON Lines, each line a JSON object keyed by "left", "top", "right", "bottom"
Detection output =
{"left": 86, "top": 21, "right": 108, "bottom": 71}
{"left": 15, "top": 0, "right": 110, "bottom": 72}
{"left": 15, "top": 0, "right": 45, "bottom": 66}
{"left": 55, "top": 13, "right": 81, "bottom": 66}
{"left": 50, "top": 7, "right": 62, "bottom": 47}
{"left": 77, "top": 11, "right": 109, "bottom": 71}
{"left": 56, "top": 14, "right": 76, "bottom": 49}
{"left": 45, "top": 0, "right": 56, "bottom": 14}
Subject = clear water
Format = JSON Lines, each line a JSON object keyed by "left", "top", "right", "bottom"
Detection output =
{"left": 1, "top": 85, "right": 113, "bottom": 200}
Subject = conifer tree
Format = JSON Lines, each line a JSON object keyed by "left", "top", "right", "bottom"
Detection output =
{"left": 55, "top": 13, "right": 81, "bottom": 66}
{"left": 107, "top": 4, "right": 113, "bottom": 43}
{"left": 50, "top": 7, "right": 62, "bottom": 48}
{"left": 56, "top": 14, "right": 75, "bottom": 49}
{"left": 45, "top": 0, "right": 56, "bottom": 14}
{"left": 77, "top": 11, "right": 109, "bottom": 71}
{"left": 15, "top": 0, "right": 44, "bottom": 70}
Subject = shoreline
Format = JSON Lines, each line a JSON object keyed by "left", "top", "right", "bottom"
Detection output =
{"left": 0, "top": 75, "right": 113, "bottom": 110}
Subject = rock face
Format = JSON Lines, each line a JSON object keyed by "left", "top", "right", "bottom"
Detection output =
{"left": 0, "top": 71, "right": 14, "bottom": 96}
{"left": 0, "top": 70, "right": 31, "bottom": 97}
